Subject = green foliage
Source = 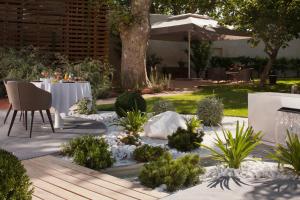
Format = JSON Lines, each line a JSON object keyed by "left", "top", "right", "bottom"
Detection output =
{"left": 151, "top": 0, "right": 217, "bottom": 15}
{"left": 146, "top": 54, "right": 163, "bottom": 75}
{"left": 197, "top": 97, "right": 224, "bottom": 126}
{"left": 72, "top": 58, "right": 113, "bottom": 99}
{"left": 133, "top": 144, "right": 167, "bottom": 162}
{"left": 115, "top": 91, "right": 147, "bottom": 117}
{"left": 62, "top": 135, "right": 114, "bottom": 170}
{"left": 168, "top": 117, "right": 204, "bottom": 152}
{"left": 186, "top": 40, "right": 212, "bottom": 78}
{"left": 0, "top": 46, "right": 49, "bottom": 81}
{"left": 201, "top": 122, "right": 262, "bottom": 169}
{"left": 216, "top": 0, "right": 300, "bottom": 84}
{"left": 149, "top": 67, "right": 171, "bottom": 93}
{"left": 0, "top": 149, "right": 33, "bottom": 200}
{"left": 152, "top": 100, "right": 175, "bottom": 115}
{"left": 269, "top": 131, "right": 300, "bottom": 175}
{"left": 114, "top": 109, "right": 148, "bottom": 134}
{"left": 74, "top": 98, "right": 95, "bottom": 115}
{"left": 120, "top": 134, "right": 141, "bottom": 146}
{"left": 139, "top": 153, "right": 204, "bottom": 192}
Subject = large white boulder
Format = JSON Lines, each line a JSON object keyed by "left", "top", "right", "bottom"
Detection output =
{"left": 144, "top": 111, "right": 187, "bottom": 139}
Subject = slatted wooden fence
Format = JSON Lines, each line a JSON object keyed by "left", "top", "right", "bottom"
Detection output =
{"left": 0, "top": 0, "right": 109, "bottom": 61}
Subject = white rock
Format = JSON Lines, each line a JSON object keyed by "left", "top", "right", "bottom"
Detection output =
{"left": 144, "top": 111, "right": 187, "bottom": 139}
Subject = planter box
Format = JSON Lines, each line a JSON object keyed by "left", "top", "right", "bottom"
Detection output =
{"left": 248, "top": 92, "right": 300, "bottom": 144}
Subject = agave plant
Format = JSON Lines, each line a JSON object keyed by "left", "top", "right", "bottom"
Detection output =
{"left": 269, "top": 131, "right": 300, "bottom": 175}
{"left": 200, "top": 122, "right": 262, "bottom": 169}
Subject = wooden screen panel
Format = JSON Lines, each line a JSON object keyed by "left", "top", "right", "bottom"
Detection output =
{"left": 0, "top": 0, "right": 109, "bottom": 61}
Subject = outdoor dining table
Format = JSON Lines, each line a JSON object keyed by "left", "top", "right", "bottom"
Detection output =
{"left": 32, "top": 80, "right": 92, "bottom": 129}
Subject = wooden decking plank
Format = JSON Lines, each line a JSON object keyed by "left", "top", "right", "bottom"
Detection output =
{"left": 28, "top": 158, "right": 157, "bottom": 200}
{"left": 32, "top": 196, "right": 43, "bottom": 200}
{"left": 33, "top": 187, "right": 65, "bottom": 200}
{"left": 24, "top": 162, "right": 113, "bottom": 200}
{"left": 29, "top": 177, "right": 88, "bottom": 200}
{"left": 38, "top": 156, "right": 168, "bottom": 199}
{"left": 25, "top": 159, "right": 137, "bottom": 200}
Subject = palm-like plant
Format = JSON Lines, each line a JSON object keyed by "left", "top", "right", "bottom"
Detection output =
{"left": 200, "top": 122, "right": 262, "bottom": 169}
{"left": 269, "top": 131, "right": 300, "bottom": 175}
{"left": 114, "top": 109, "right": 148, "bottom": 135}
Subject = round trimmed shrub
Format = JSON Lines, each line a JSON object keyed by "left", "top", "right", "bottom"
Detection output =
{"left": 62, "top": 135, "right": 114, "bottom": 170}
{"left": 115, "top": 91, "right": 147, "bottom": 117}
{"left": 133, "top": 144, "right": 167, "bottom": 162}
{"left": 139, "top": 153, "right": 204, "bottom": 192}
{"left": 0, "top": 149, "right": 33, "bottom": 199}
{"left": 197, "top": 97, "right": 224, "bottom": 126}
{"left": 152, "top": 100, "right": 175, "bottom": 115}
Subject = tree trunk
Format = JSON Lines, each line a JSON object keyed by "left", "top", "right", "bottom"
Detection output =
{"left": 119, "top": 0, "right": 151, "bottom": 89}
{"left": 259, "top": 50, "right": 279, "bottom": 87}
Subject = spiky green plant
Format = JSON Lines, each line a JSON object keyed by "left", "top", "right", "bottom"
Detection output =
{"left": 200, "top": 122, "right": 262, "bottom": 169}
{"left": 114, "top": 109, "right": 148, "bottom": 134}
{"left": 269, "top": 131, "right": 300, "bottom": 175}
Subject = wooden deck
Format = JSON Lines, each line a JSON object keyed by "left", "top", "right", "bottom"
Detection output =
{"left": 22, "top": 156, "right": 169, "bottom": 200}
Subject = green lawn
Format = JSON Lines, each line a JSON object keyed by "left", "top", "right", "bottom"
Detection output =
{"left": 97, "top": 78, "right": 300, "bottom": 117}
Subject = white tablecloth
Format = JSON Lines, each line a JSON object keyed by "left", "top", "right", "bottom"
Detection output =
{"left": 32, "top": 81, "right": 92, "bottom": 115}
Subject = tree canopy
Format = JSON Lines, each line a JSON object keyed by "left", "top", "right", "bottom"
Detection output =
{"left": 216, "top": 0, "right": 300, "bottom": 85}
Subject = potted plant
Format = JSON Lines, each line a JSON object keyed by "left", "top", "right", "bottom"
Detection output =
{"left": 269, "top": 70, "right": 277, "bottom": 85}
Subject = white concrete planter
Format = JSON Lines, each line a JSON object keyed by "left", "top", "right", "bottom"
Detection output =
{"left": 248, "top": 92, "right": 300, "bottom": 144}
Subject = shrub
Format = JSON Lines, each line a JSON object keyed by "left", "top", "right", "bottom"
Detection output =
{"left": 74, "top": 98, "right": 94, "bottom": 115}
{"left": 115, "top": 91, "right": 147, "bottom": 117}
{"left": 61, "top": 135, "right": 114, "bottom": 170}
{"left": 133, "top": 144, "right": 167, "bottom": 162}
{"left": 197, "top": 97, "right": 224, "bottom": 126}
{"left": 269, "top": 131, "right": 300, "bottom": 175}
{"left": 168, "top": 117, "right": 204, "bottom": 152}
{"left": 114, "top": 109, "right": 148, "bottom": 134}
{"left": 149, "top": 67, "right": 171, "bottom": 92}
{"left": 0, "top": 149, "right": 33, "bottom": 199}
{"left": 120, "top": 134, "right": 141, "bottom": 146}
{"left": 200, "top": 122, "right": 262, "bottom": 169}
{"left": 139, "top": 153, "right": 204, "bottom": 192}
{"left": 152, "top": 100, "right": 175, "bottom": 115}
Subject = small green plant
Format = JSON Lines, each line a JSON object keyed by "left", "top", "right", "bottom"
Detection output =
{"left": 197, "top": 97, "right": 224, "bottom": 126}
{"left": 133, "top": 144, "right": 167, "bottom": 162}
{"left": 200, "top": 122, "right": 262, "bottom": 169}
{"left": 61, "top": 135, "right": 114, "bottom": 170}
{"left": 149, "top": 67, "right": 171, "bottom": 92}
{"left": 168, "top": 117, "right": 204, "bottom": 152}
{"left": 114, "top": 109, "right": 148, "bottom": 134}
{"left": 269, "top": 131, "right": 300, "bottom": 175}
{"left": 115, "top": 91, "right": 147, "bottom": 117}
{"left": 74, "top": 98, "right": 94, "bottom": 115}
{"left": 0, "top": 149, "right": 33, "bottom": 199}
{"left": 139, "top": 153, "right": 204, "bottom": 192}
{"left": 120, "top": 134, "right": 141, "bottom": 146}
{"left": 152, "top": 100, "right": 175, "bottom": 115}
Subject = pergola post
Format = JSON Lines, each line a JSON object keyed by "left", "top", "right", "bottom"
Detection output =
{"left": 188, "top": 31, "right": 191, "bottom": 79}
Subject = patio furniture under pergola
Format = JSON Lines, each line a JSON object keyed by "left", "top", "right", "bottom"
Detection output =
{"left": 151, "top": 14, "right": 250, "bottom": 79}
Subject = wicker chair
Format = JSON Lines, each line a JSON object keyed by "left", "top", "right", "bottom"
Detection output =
{"left": 5, "top": 81, "right": 54, "bottom": 138}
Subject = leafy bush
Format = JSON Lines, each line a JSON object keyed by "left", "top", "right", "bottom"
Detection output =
{"left": 201, "top": 122, "right": 262, "bottom": 169}
{"left": 133, "top": 144, "right": 167, "bottom": 162}
{"left": 152, "top": 100, "right": 175, "bottom": 115}
{"left": 269, "top": 131, "right": 300, "bottom": 175}
{"left": 139, "top": 153, "right": 204, "bottom": 192}
{"left": 197, "top": 97, "right": 224, "bottom": 126}
{"left": 168, "top": 117, "right": 204, "bottom": 152}
{"left": 62, "top": 135, "right": 114, "bottom": 170}
{"left": 0, "top": 149, "right": 33, "bottom": 199}
{"left": 73, "top": 98, "right": 94, "bottom": 115}
{"left": 115, "top": 91, "right": 147, "bottom": 117}
{"left": 120, "top": 134, "right": 141, "bottom": 146}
